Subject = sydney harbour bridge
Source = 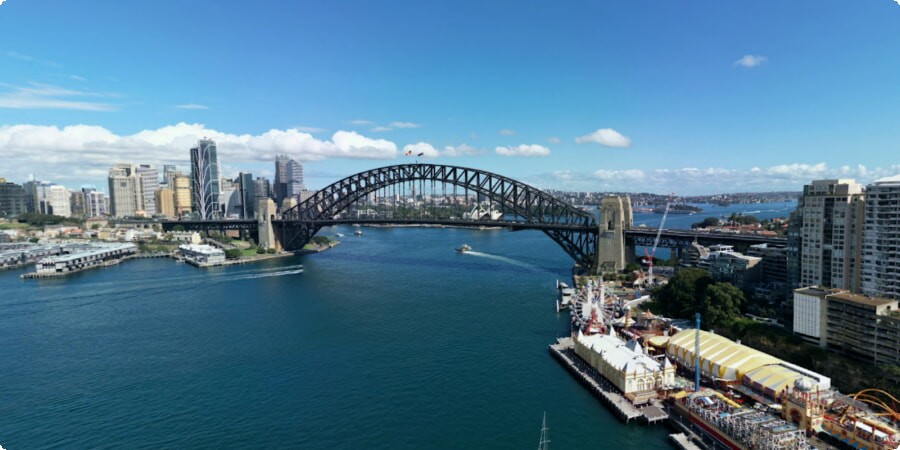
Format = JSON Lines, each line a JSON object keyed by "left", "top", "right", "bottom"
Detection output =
{"left": 161, "top": 163, "right": 784, "bottom": 273}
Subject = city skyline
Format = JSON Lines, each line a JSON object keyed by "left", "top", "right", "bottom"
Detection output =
{"left": 2, "top": 1, "right": 900, "bottom": 194}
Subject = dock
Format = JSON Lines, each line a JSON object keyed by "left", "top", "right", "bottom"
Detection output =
{"left": 550, "top": 338, "right": 661, "bottom": 424}
{"left": 669, "top": 433, "right": 703, "bottom": 450}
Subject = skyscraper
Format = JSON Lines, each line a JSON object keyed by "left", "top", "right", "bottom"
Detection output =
{"left": 155, "top": 188, "right": 176, "bottom": 218}
{"left": 108, "top": 164, "right": 140, "bottom": 217}
{"left": 0, "top": 179, "right": 28, "bottom": 217}
{"left": 172, "top": 175, "right": 192, "bottom": 216}
{"left": 796, "top": 179, "right": 865, "bottom": 292}
{"left": 82, "top": 187, "right": 107, "bottom": 217}
{"left": 189, "top": 139, "right": 221, "bottom": 219}
{"left": 136, "top": 164, "right": 159, "bottom": 216}
{"left": 238, "top": 172, "right": 255, "bottom": 219}
{"left": 162, "top": 165, "right": 178, "bottom": 186}
{"left": 34, "top": 183, "right": 72, "bottom": 217}
{"left": 70, "top": 191, "right": 86, "bottom": 217}
{"left": 274, "top": 154, "right": 303, "bottom": 208}
{"left": 861, "top": 175, "right": 900, "bottom": 299}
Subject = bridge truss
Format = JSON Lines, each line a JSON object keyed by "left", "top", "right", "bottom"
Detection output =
{"left": 277, "top": 163, "right": 599, "bottom": 268}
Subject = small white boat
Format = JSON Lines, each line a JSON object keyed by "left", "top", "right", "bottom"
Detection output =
{"left": 335, "top": 233, "right": 345, "bottom": 237}
{"left": 455, "top": 244, "right": 471, "bottom": 253}
{"left": 353, "top": 230, "right": 363, "bottom": 236}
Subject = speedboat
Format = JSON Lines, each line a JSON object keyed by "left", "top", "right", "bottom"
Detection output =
{"left": 335, "top": 233, "right": 345, "bottom": 237}
{"left": 353, "top": 230, "right": 363, "bottom": 236}
{"left": 455, "top": 244, "right": 471, "bottom": 253}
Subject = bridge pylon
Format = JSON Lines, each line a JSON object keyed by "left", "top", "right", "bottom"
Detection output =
{"left": 593, "top": 195, "right": 632, "bottom": 274}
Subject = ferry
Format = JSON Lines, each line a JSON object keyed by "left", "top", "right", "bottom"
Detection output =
{"left": 455, "top": 244, "right": 471, "bottom": 253}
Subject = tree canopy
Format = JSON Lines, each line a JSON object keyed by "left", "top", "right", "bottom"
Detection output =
{"left": 650, "top": 268, "right": 745, "bottom": 328}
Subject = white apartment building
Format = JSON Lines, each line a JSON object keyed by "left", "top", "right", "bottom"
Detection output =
{"left": 862, "top": 175, "right": 900, "bottom": 299}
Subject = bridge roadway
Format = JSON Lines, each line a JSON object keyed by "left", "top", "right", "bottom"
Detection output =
{"left": 162, "top": 218, "right": 596, "bottom": 233}
{"left": 623, "top": 227, "right": 786, "bottom": 249}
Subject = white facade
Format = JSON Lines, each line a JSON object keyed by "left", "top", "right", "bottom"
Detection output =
{"left": 35, "top": 243, "right": 137, "bottom": 274}
{"left": 178, "top": 244, "right": 225, "bottom": 266}
{"left": 35, "top": 183, "right": 72, "bottom": 217}
{"left": 574, "top": 330, "right": 675, "bottom": 395}
{"left": 862, "top": 175, "right": 900, "bottom": 300}
{"left": 170, "top": 231, "right": 202, "bottom": 244}
{"left": 108, "top": 165, "right": 140, "bottom": 217}
{"left": 136, "top": 165, "right": 159, "bottom": 216}
{"left": 792, "top": 288, "right": 828, "bottom": 346}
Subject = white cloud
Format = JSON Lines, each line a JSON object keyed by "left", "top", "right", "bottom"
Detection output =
{"left": 350, "top": 119, "right": 374, "bottom": 125}
{"left": 389, "top": 121, "right": 422, "bottom": 129}
{"left": 498, "top": 128, "right": 516, "bottom": 136}
{"left": 495, "top": 144, "right": 550, "bottom": 157}
{"left": 175, "top": 103, "right": 209, "bottom": 110}
{"left": 6, "top": 51, "right": 61, "bottom": 67}
{"left": 0, "top": 82, "right": 116, "bottom": 111}
{"left": 442, "top": 144, "right": 481, "bottom": 157}
{"left": 734, "top": 55, "right": 767, "bottom": 68}
{"left": 403, "top": 142, "right": 439, "bottom": 159}
{"left": 547, "top": 136, "right": 561, "bottom": 144}
{"left": 527, "top": 163, "right": 900, "bottom": 195}
{"left": 0, "top": 122, "right": 398, "bottom": 183}
{"left": 574, "top": 128, "right": 631, "bottom": 147}
{"left": 69, "top": 75, "right": 87, "bottom": 82}
{"left": 370, "top": 126, "right": 393, "bottom": 132}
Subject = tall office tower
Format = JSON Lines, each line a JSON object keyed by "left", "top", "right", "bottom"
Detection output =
{"left": 862, "top": 175, "right": 900, "bottom": 299}
{"left": 172, "top": 175, "right": 192, "bottom": 216}
{"left": 34, "top": 183, "right": 72, "bottom": 217}
{"left": 238, "top": 172, "right": 255, "bottom": 219}
{"left": 0, "top": 179, "right": 29, "bottom": 217}
{"left": 254, "top": 176, "right": 272, "bottom": 202}
{"left": 82, "top": 187, "right": 107, "bottom": 217}
{"left": 274, "top": 155, "right": 304, "bottom": 207}
{"left": 135, "top": 164, "right": 159, "bottom": 215}
{"left": 155, "top": 188, "right": 176, "bottom": 218}
{"left": 108, "top": 164, "right": 140, "bottom": 217}
{"left": 162, "top": 165, "right": 178, "bottom": 186}
{"left": 796, "top": 179, "right": 866, "bottom": 292}
{"left": 70, "top": 191, "right": 86, "bottom": 217}
{"left": 190, "top": 139, "right": 221, "bottom": 219}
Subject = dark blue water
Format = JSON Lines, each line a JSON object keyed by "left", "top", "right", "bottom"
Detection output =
{"left": 0, "top": 226, "right": 671, "bottom": 449}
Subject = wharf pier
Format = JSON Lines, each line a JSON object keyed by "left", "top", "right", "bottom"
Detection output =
{"left": 669, "top": 433, "right": 703, "bottom": 450}
{"left": 549, "top": 338, "right": 660, "bottom": 424}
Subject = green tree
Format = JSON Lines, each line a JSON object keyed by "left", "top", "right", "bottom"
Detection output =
{"left": 652, "top": 268, "right": 713, "bottom": 318}
{"left": 701, "top": 282, "right": 744, "bottom": 328}
{"left": 172, "top": 225, "right": 185, "bottom": 232}
{"left": 692, "top": 217, "right": 720, "bottom": 229}
{"left": 224, "top": 249, "right": 241, "bottom": 259}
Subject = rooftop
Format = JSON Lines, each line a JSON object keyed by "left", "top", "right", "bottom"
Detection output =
{"left": 827, "top": 291, "right": 898, "bottom": 308}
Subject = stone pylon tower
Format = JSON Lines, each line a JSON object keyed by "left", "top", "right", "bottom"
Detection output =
{"left": 595, "top": 195, "right": 632, "bottom": 273}
{"left": 257, "top": 197, "right": 281, "bottom": 251}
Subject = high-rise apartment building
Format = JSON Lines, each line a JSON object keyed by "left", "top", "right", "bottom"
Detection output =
{"left": 108, "top": 164, "right": 141, "bottom": 217}
{"left": 70, "top": 191, "right": 86, "bottom": 217}
{"left": 254, "top": 177, "right": 272, "bottom": 202}
{"left": 274, "top": 155, "right": 303, "bottom": 208}
{"left": 155, "top": 188, "right": 176, "bottom": 218}
{"left": 189, "top": 139, "right": 221, "bottom": 219}
{"left": 172, "top": 175, "right": 192, "bottom": 216}
{"left": 82, "top": 187, "right": 107, "bottom": 217}
{"left": 0, "top": 179, "right": 29, "bottom": 217}
{"left": 862, "top": 175, "right": 900, "bottom": 299}
{"left": 162, "top": 165, "right": 178, "bottom": 186}
{"left": 136, "top": 165, "right": 159, "bottom": 216}
{"left": 795, "top": 179, "right": 866, "bottom": 292}
{"left": 34, "top": 183, "right": 72, "bottom": 217}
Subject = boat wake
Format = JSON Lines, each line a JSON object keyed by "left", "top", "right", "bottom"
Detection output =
{"left": 226, "top": 268, "right": 304, "bottom": 280}
{"left": 463, "top": 251, "right": 540, "bottom": 271}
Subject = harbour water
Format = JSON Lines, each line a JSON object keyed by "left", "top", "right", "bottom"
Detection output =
{"left": 1, "top": 225, "right": 671, "bottom": 449}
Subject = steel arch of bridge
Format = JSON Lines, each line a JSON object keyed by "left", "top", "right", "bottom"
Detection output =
{"left": 277, "top": 163, "right": 599, "bottom": 268}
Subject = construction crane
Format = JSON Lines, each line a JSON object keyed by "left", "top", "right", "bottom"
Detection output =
{"left": 644, "top": 194, "right": 673, "bottom": 286}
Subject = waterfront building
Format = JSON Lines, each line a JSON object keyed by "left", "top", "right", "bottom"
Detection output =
{"left": 189, "top": 139, "right": 221, "bottom": 219}
{"left": 172, "top": 175, "right": 192, "bottom": 216}
{"left": 155, "top": 188, "right": 176, "bottom": 218}
{"left": 0, "top": 179, "right": 29, "bottom": 217}
{"left": 108, "top": 164, "right": 141, "bottom": 217}
{"left": 136, "top": 165, "right": 159, "bottom": 216}
{"left": 178, "top": 244, "right": 225, "bottom": 266}
{"left": 170, "top": 231, "right": 202, "bottom": 244}
{"left": 862, "top": 175, "right": 900, "bottom": 300}
{"left": 34, "top": 243, "right": 137, "bottom": 275}
{"left": 666, "top": 329, "right": 830, "bottom": 400}
{"left": 0, "top": 244, "right": 64, "bottom": 269}
{"left": 795, "top": 179, "right": 865, "bottom": 292}
{"left": 573, "top": 329, "right": 675, "bottom": 396}
{"left": 274, "top": 154, "right": 303, "bottom": 208}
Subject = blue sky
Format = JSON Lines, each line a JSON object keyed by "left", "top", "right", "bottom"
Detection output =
{"left": 1, "top": 0, "right": 899, "bottom": 194}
